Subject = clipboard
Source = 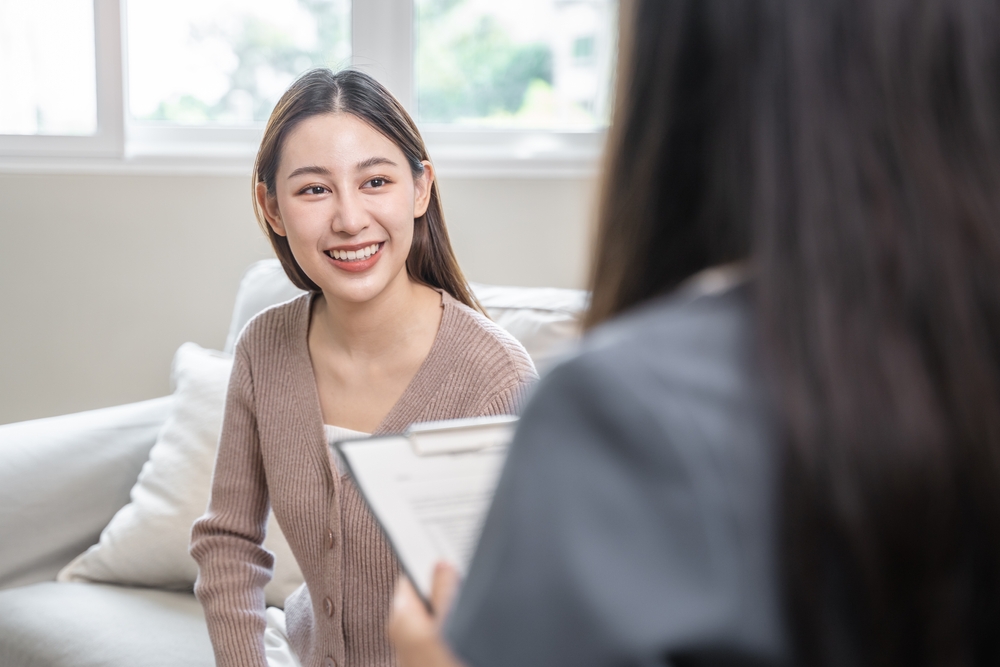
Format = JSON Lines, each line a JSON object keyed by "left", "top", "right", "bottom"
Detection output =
{"left": 334, "top": 415, "right": 518, "bottom": 604}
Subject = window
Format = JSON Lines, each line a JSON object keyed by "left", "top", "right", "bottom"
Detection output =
{"left": 0, "top": 0, "right": 122, "bottom": 158}
{"left": 0, "top": 0, "right": 616, "bottom": 176}
{"left": 127, "top": 0, "right": 350, "bottom": 126}
{"left": 415, "top": 0, "right": 615, "bottom": 129}
{"left": 124, "top": 0, "right": 350, "bottom": 163}
{"left": 0, "top": 0, "right": 97, "bottom": 135}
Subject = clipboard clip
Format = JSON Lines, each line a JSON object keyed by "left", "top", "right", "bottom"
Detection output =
{"left": 406, "top": 415, "right": 518, "bottom": 456}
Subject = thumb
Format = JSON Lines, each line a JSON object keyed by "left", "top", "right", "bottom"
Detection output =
{"left": 390, "top": 576, "right": 435, "bottom": 645}
{"left": 430, "top": 561, "right": 461, "bottom": 624}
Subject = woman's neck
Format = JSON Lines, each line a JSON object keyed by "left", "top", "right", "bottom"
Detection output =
{"left": 308, "top": 271, "right": 445, "bottom": 431}
{"left": 311, "top": 273, "right": 442, "bottom": 362}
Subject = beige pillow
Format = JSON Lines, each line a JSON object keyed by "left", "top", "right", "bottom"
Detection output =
{"left": 58, "top": 343, "right": 304, "bottom": 607}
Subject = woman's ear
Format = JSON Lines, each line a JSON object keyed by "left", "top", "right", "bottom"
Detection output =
{"left": 255, "top": 181, "right": 286, "bottom": 236}
{"left": 413, "top": 161, "right": 435, "bottom": 218}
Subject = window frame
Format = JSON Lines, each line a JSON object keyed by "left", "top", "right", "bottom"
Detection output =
{"left": 0, "top": 0, "right": 123, "bottom": 159}
{"left": 0, "top": 0, "right": 608, "bottom": 177}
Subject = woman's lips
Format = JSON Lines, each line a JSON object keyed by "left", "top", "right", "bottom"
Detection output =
{"left": 324, "top": 242, "right": 384, "bottom": 273}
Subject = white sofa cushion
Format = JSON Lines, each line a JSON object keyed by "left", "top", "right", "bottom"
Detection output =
{"left": 0, "top": 582, "right": 213, "bottom": 667}
{"left": 224, "top": 259, "right": 588, "bottom": 372}
{"left": 57, "top": 343, "right": 304, "bottom": 608}
{"left": 470, "top": 282, "right": 588, "bottom": 372}
{"left": 0, "top": 397, "right": 172, "bottom": 591}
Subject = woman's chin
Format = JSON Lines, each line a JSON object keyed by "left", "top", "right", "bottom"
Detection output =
{"left": 316, "top": 268, "right": 411, "bottom": 307}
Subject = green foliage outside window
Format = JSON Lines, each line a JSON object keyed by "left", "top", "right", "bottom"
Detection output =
{"left": 416, "top": 0, "right": 555, "bottom": 125}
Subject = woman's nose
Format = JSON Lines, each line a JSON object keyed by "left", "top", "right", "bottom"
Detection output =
{"left": 331, "top": 191, "right": 368, "bottom": 235}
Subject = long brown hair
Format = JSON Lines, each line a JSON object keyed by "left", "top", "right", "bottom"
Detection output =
{"left": 252, "top": 68, "right": 483, "bottom": 314}
{"left": 591, "top": 1, "right": 1000, "bottom": 664}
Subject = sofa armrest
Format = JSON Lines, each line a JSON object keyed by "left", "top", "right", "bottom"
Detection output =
{"left": 0, "top": 397, "right": 173, "bottom": 590}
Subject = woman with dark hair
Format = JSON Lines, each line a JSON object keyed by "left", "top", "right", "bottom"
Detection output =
{"left": 388, "top": 0, "right": 1000, "bottom": 665}
{"left": 190, "top": 69, "right": 536, "bottom": 667}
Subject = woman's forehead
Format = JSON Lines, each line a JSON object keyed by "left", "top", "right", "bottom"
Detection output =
{"left": 278, "top": 112, "right": 408, "bottom": 176}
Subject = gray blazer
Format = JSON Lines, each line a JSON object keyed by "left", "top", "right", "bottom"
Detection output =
{"left": 446, "top": 279, "right": 790, "bottom": 667}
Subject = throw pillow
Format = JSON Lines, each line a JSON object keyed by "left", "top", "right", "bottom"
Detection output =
{"left": 57, "top": 342, "right": 304, "bottom": 607}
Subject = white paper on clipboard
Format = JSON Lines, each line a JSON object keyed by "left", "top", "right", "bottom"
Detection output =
{"left": 334, "top": 415, "right": 518, "bottom": 601}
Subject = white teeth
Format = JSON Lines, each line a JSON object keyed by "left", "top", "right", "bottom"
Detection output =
{"left": 330, "top": 243, "right": 380, "bottom": 262}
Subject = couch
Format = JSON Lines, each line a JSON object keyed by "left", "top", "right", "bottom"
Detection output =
{"left": 0, "top": 259, "right": 587, "bottom": 667}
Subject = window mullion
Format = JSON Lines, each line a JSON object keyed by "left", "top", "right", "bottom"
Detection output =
{"left": 0, "top": 0, "right": 124, "bottom": 158}
{"left": 94, "top": 0, "right": 125, "bottom": 156}
{"left": 351, "top": 0, "right": 414, "bottom": 114}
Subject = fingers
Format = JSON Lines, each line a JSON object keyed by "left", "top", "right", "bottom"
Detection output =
{"left": 390, "top": 576, "right": 434, "bottom": 644}
{"left": 389, "top": 574, "right": 467, "bottom": 667}
{"left": 430, "top": 561, "right": 461, "bottom": 623}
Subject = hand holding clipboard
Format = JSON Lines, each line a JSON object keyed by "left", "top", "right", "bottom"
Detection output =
{"left": 334, "top": 415, "right": 518, "bottom": 604}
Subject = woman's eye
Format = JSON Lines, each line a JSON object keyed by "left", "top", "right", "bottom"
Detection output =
{"left": 302, "top": 185, "right": 327, "bottom": 195}
{"left": 367, "top": 177, "right": 387, "bottom": 188}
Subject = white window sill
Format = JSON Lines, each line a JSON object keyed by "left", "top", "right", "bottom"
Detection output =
{"left": 0, "top": 127, "right": 604, "bottom": 179}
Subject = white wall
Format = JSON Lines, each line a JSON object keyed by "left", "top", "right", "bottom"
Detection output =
{"left": 0, "top": 172, "right": 595, "bottom": 425}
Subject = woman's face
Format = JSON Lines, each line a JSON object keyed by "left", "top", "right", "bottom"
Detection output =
{"left": 259, "top": 112, "right": 434, "bottom": 305}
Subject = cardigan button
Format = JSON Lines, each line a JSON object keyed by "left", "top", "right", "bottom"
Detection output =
{"left": 323, "top": 596, "right": 334, "bottom": 617}
{"left": 325, "top": 657, "right": 336, "bottom": 667}
{"left": 327, "top": 528, "right": 335, "bottom": 549}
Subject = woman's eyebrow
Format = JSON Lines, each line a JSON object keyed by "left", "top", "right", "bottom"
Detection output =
{"left": 356, "top": 156, "right": 397, "bottom": 170}
{"left": 286, "top": 158, "right": 397, "bottom": 180}
{"left": 287, "top": 165, "right": 331, "bottom": 179}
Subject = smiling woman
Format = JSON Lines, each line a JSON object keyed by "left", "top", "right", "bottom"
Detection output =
{"left": 190, "top": 68, "right": 538, "bottom": 667}
{"left": 252, "top": 69, "right": 480, "bottom": 312}
{"left": 259, "top": 112, "right": 430, "bottom": 304}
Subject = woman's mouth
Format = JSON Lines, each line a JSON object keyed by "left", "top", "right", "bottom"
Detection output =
{"left": 326, "top": 243, "right": 381, "bottom": 262}
{"left": 324, "top": 242, "right": 384, "bottom": 273}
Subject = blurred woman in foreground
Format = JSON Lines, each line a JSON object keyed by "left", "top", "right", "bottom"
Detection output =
{"left": 390, "top": 0, "right": 1000, "bottom": 665}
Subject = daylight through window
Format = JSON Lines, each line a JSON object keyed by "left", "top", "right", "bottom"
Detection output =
{"left": 0, "top": 0, "right": 98, "bottom": 135}
{"left": 1, "top": 0, "right": 617, "bottom": 171}
{"left": 126, "top": 0, "right": 350, "bottom": 126}
{"left": 415, "top": 0, "right": 617, "bottom": 128}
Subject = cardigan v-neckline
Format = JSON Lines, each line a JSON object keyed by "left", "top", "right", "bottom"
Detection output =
{"left": 289, "top": 289, "right": 457, "bottom": 444}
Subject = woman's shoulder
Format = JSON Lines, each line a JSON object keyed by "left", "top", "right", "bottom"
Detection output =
{"left": 232, "top": 292, "right": 312, "bottom": 360}
{"left": 529, "top": 282, "right": 771, "bottom": 480}
{"left": 438, "top": 292, "right": 538, "bottom": 385}
{"left": 577, "top": 280, "right": 753, "bottom": 380}
{"left": 524, "top": 283, "right": 763, "bottom": 459}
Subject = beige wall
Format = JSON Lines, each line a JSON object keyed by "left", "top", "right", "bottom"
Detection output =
{"left": 0, "top": 172, "right": 595, "bottom": 425}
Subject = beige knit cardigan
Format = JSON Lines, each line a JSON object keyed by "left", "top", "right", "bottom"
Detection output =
{"left": 190, "top": 291, "right": 537, "bottom": 667}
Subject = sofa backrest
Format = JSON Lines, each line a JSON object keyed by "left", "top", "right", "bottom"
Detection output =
{"left": 224, "top": 260, "right": 589, "bottom": 372}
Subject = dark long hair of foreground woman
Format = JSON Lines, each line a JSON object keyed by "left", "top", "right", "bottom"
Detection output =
{"left": 588, "top": 1, "right": 1000, "bottom": 665}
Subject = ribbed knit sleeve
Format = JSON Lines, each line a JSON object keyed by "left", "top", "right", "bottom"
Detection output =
{"left": 190, "top": 343, "right": 273, "bottom": 667}
{"left": 474, "top": 326, "right": 537, "bottom": 418}
{"left": 479, "top": 378, "right": 535, "bottom": 417}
